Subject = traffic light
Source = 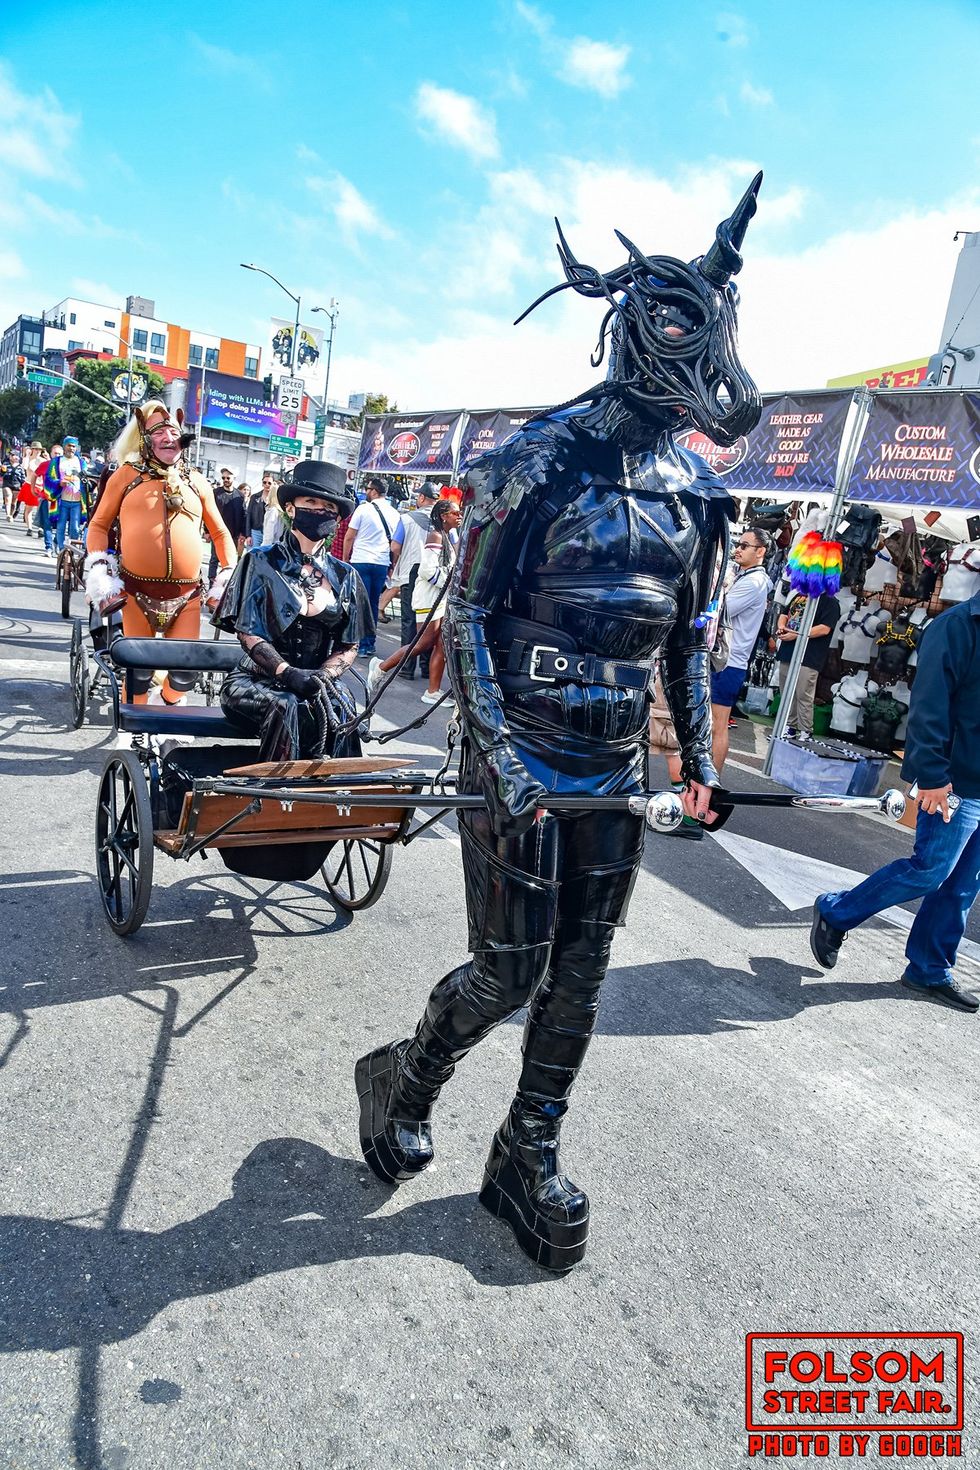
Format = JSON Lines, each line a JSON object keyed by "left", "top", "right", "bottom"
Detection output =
{"left": 16, "top": 355, "right": 25, "bottom": 380}
{"left": 262, "top": 373, "right": 273, "bottom": 403}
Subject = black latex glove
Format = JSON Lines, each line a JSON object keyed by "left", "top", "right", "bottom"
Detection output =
{"left": 476, "top": 743, "right": 548, "bottom": 837}
{"left": 279, "top": 666, "right": 322, "bottom": 701}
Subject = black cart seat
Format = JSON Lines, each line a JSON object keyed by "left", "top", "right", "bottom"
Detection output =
{"left": 119, "top": 705, "right": 246, "bottom": 738}
{"left": 111, "top": 637, "right": 248, "bottom": 739}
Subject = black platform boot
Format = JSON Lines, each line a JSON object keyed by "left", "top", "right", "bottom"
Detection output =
{"left": 354, "top": 1039, "right": 440, "bottom": 1184}
{"left": 355, "top": 963, "right": 507, "bottom": 1185}
{"left": 479, "top": 1101, "right": 589, "bottom": 1274}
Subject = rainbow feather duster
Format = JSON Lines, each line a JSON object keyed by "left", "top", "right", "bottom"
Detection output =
{"left": 788, "top": 532, "right": 843, "bottom": 597}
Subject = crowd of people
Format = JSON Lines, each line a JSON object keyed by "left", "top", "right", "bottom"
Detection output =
{"left": 2, "top": 421, "right": 464, "bottom": 714}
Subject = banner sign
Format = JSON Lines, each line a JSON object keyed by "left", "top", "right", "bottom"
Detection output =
{"left": 847, "top": 391, "right": 980, "bottom": 511}
{"left": 457, "top": 407, "right": 547, "bottom": 468}
{"left": 266, "top": 318, "right": 324, "bottom": 392}
{"left": 186, "top": 369, "right": 287, "bottom": 440}
{"left": 675, "top": 392, "right": 852, "bottom": 496}
{"left": 358, "top": 412, "right": 464, "bottom": 474}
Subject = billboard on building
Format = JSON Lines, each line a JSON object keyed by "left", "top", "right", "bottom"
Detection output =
{"left": 185, "top": 368, "right": 287, "bottom": 439}
{"left": 827, "top": 357, "right": 930, "bottom": 391}
{"left": 266, "top": 318, "right": 324, "bottom": 391}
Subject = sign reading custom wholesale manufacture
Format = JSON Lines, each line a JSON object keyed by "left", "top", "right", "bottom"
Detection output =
{"left": 847, "top": 390, "right": 980, "bottom": 511}
{"left": 676, "top": 392, "right": 852, "bottom": 496}
{"left": 185, "top": 369, "right": 288, "bottom": 441}
{"left": 358, "top": 412, "right": 464, "bottom": 474}
{"left": 457, "top": 407, "right": 549, "bottom": 468}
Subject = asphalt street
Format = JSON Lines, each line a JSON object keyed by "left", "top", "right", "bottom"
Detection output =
{"left": 0, "top": 522, "right": 977, "bottom": 1470}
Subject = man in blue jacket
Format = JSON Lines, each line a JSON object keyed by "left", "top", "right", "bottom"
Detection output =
{"left": 809, "top": 591, "right": 980, "bottom": 1011}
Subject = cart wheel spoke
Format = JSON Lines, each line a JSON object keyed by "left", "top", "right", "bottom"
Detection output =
{"left": 322, "top": 836, "right": 392, "bottom": 913}
{"left": 95, "top": 752, "right": 153, "bottom": 937}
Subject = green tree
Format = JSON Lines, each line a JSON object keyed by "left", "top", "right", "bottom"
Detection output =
{"left": 0, "top": 385, "right": 39, "bottom": 443}
{"left": 356, "top": 392, "right": 398, "bottom": 427}
{"left": 36, "top": 358, "right": 165, "bottom": 451}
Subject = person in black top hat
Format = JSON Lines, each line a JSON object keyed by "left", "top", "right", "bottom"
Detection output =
{"left": 213, "top": 461, "right": 372, "bottom": 761}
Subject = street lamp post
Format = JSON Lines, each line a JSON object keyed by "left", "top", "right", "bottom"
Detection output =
{"left": 311, "top": 300, "right": 340, "bottom": 414}
{"left": 241, "top": 263, "right": 302, "bottom": 471}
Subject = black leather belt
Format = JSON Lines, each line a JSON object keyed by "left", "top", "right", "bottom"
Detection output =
{"left": 496, "top": 638, "right": 650, "bottom": 692}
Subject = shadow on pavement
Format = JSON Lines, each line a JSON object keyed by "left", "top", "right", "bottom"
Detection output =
{"left": 599, "top": 954, "right": 906, "bottom": 1036}
{"left": 0, "top": 1137, "right": 536, "bottom": 1359}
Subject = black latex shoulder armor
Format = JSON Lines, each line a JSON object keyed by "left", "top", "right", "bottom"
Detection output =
{"left": 463, "top": 406, "right": 735, "bottom": 523}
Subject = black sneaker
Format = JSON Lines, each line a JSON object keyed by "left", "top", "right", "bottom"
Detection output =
{"left": 900, "top": 972, "right": 979, "bottom": 1013}
{"left": 810, "top": 896, "right": 846, "bottom": 969}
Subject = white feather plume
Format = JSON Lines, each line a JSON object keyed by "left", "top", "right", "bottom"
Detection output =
{"left": 84, "top": 551, "right": 124, "bottom": 608}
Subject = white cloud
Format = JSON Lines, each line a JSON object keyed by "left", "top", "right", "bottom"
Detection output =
{"left": 334, "top": 159, "right": 965, "bottom": 417}
{"left": 740, "top": 197, "right": 975, "bottom": 390}
{"left": 514, "top": 2, "right": 549, "bottom": 39}
{"left": 304, "top": 173, "right": 393, "bottom": 243}
{"left": 515, "top": 5, "right": 632, "bottom": 97}
{"left": 740, "top": 81, "right": 774, "bottom": 107}
{"left": 0, "top": 63, "right": 78, "bottom": 179}
{"left": 187, "top": 34, "right": 272, "bottom": 92}
{"left": 69, "top": 279, "right": 125, "bottom": 308}
{"left": 0, "top": 249, "right": 26, "bottom": 280}
{"left": 561, "top": 39, "right": 631, "bottom": 98}
{"left": 414, "top": 83, "right": 499, "bottom": 161}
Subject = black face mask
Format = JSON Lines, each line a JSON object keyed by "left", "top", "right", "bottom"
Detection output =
{"left": 291, "top": 507, "right": 338, "bottom": 542}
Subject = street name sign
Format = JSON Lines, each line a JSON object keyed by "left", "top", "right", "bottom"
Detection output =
{"left": 27, "top": 370, "right": 62, "bottom": 387}
{"left": 269, "top": 434, "right": 302, "bottom": 455}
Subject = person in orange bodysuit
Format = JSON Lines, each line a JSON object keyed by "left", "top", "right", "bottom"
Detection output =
{"left": 84, "top": 401, "right": 237, "bottom": 704}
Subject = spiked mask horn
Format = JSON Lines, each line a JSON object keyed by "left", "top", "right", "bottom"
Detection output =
{"left": 698, "top": 170, "right": 762, "bottom": 287}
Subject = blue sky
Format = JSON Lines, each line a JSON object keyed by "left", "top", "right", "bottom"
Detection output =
{"left": 2, "top": 0, "right": 980, "bottom": 408}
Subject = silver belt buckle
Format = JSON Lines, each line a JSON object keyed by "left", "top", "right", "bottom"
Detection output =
{"left": 528, "top": 643, "right": 560, "bottom": 682}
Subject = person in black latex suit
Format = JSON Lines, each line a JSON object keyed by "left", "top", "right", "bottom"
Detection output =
{"left": 213, "top": 460, "right": 371, "bottom": 762}
{"left": 356, "top": 174, "right": 765, "bottom": 1273}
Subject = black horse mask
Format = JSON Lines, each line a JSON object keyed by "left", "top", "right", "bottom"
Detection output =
{"left": 516, "top": 171, "right": 763, "bottom": 447}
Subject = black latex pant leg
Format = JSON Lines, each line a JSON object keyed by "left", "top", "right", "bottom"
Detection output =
{"left": 355, "top": 810, "right": 559, "bottom": 1182}
{"left": 479, "top": 813, "right": 643, "bottom": 1270}
{"left": 356, "top": 783, "right": 645, "bottom": 1274}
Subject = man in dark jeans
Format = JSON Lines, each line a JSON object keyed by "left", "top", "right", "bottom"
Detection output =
{"left": 810, "top": 591, "right": 980, "bottom": 1012}
{"left": 343, "top": 475, "right": 400, "bottom": 656}
{"left": 775, "top": 587, "right": 840, "bottom": 736}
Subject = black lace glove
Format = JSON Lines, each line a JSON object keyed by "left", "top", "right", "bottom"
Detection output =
{"left": 279, "top": 666, "right": 322, "bottom": 701}
{"left": 476, "top": 742, "right": 548, "bottom": 837}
